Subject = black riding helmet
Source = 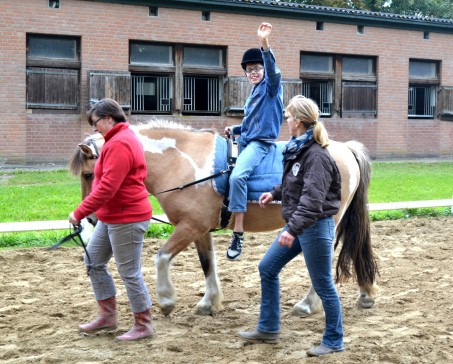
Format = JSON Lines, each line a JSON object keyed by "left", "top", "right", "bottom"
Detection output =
{"left": 241, "top": 48, "right": 263, "bottom": 70}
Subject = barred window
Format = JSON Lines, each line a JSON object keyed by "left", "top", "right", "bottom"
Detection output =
{"left": 408, "top": 60, "right": 439, "bottom": 118}
{"left": 132, "top": 75, "right": 171, "bottom": 113}
{"left": 129, "top": 42, "right": 225, "bottom": 115}
{"left": 300, "top": 53, "right": 377, "bottom": 118}
{"left": 302, "top": 81, "right": 333, "bottom": 116}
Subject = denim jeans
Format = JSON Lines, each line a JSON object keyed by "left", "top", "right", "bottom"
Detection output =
{"left": 257, "top": 217, "right": 344, "bottom": 350}
{"left": 228, "top": 141, "right": 274, "bottom": 212}
{"left": 84, "top": 219, "right": 152, "bottom": 313}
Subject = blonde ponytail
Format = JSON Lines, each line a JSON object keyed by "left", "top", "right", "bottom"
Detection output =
{"left": 286, "top": 95, "right": 330, "bottom": 148}
{"left": 313, "top": 120, "right": 330, "bottom": 148}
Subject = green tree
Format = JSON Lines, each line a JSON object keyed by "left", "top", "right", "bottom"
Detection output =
{"left": 383, "top": 0, "right": 453, "bottom": 19}
{"left": 286, "top": 0, "right": 453, "bottom": 19}
{"left": 287, "top": 0, "right": 374, "bottom": 10}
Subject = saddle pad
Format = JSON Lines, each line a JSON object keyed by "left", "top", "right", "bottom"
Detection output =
{"left": 212, "top": 135, "right": 284, "bottom": 201}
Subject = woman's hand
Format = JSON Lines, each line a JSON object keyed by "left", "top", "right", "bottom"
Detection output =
{"left": 69, "top": 211, "right": 80, "bottom": 227}
{"left": 259, "top": 192, "right": 273, "bottom": 208}
{"left": 278, "top": 230, "right": 295, "bottom": 248}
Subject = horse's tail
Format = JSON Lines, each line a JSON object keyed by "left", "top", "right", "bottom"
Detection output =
{"left": 334, "top": 141, "right": 378, "bottom": 286}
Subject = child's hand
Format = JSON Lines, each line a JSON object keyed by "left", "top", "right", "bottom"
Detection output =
{"left": 257, "top": 22, "right": 272, "bottom": 40}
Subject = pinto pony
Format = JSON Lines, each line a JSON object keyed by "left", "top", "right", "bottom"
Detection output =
{"left": 69, "top": 121, "right": 378, "bottom": 316}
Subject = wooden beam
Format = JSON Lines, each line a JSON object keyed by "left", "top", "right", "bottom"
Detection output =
{"left": 0, "top": 215, "right": 170, "bottom": 233}
{"left": 368, "top": 199, "right": 453, "bottom": 211}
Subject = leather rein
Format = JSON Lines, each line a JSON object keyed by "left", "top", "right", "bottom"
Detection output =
{"left": 47, "top": 224, "right": 92, "bottom": 274}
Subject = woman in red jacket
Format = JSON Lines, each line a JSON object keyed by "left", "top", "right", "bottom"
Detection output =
{"left": 69, "top": 98, "right": 153, "bottom": 341}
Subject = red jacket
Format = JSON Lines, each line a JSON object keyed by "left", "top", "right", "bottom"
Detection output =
{"left": 74, "top": 122, "right": 152, "bottom": 224}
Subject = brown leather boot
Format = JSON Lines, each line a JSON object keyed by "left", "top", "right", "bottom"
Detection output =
{"left": 116, "top": 309, "right": 153, "bottom": 341}
{"left": 79, "top": 296, "right": 117, "bottom": 333}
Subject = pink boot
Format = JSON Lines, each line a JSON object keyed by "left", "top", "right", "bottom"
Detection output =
{"left": 116, "top": 309, "right": 153, "bottom": 341}
{"left": 79, "top": 296, "right": 117, "bottom": 333}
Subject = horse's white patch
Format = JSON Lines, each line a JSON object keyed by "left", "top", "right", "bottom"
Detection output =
{"left": 133, "top": 127, "right": 213, "bottom": 187}
{"left": 139, "top": 135, "right": 177, "bottom": 154}
{"left": 131, "top": 125, "right": 176, "bottom": 154}
{"left": 80, "top": 218, "right": 94, "bottom": 243}
{"left": 346, "top": 163, "right": 359, "bottom": 195}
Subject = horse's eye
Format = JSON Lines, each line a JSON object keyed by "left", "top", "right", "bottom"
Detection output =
{"left": 83, "top": 173, "right": 94, "bottom": 181}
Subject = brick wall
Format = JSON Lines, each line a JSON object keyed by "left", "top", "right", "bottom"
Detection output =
{"left": 0, "top": 0, "right": 452, "bottom": 164}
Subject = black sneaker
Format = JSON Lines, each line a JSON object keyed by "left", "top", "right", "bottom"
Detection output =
{"left": 226, "top": 233, "right": 243, "bottom": 260}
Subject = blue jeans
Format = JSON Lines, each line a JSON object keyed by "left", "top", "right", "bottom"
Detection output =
{"left": 257, "top": 217, "right": 344, "bottom": 350}
{"left": 228, "top": 141, "right": 274, "bottom": 212}
{"left": 84, "top": 219, "right": 152, "bottom": 313}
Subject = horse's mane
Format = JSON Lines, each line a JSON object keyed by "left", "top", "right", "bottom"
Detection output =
{"left": 68, "top": 133, "right": 97, "bottom": 176}
{"left": 136, "top": 119, "right": 216, "bottom": 134}
{"left": 68, "top": 144, "right": 86, "bottom": 176}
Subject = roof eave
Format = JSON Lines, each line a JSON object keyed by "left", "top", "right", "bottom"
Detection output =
{"left": 81, "top": 0, "right": 453, "bottom": 34}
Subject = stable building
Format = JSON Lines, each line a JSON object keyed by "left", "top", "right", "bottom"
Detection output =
{"left": 1, "top": 0, "right": 452, "bottom": 164}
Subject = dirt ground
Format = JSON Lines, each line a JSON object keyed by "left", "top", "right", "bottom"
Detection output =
{"left": 0, "top": 217, "right": 452, "bottom": 364}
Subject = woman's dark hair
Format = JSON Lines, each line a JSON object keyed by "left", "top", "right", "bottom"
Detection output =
{"left": 87, "top": 98, "right": 126, "bottom": 126}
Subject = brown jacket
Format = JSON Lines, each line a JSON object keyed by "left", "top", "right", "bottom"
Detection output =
{"left": 271, "top": 139, "right": 341, "bottom": 237}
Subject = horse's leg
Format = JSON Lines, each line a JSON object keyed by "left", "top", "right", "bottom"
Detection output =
{"left": 358, "top": 282, "right": 379, "bottom": 308}
{"left": 292, "top": 282, "right": 379, "bottom": 315}
{"left": 155, "top": 248, "right": 176, "bottom": 316}
{"left": 155, "top": 223, "right": 201, "bottom": 316}
{"left": 193, "top": 232, "right": 223, "bottom": 316}
{"left": 291, "top": 286, "right": 323, "bottom": 316}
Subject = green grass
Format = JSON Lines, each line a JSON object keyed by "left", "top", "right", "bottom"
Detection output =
{"left": 369, "top": 161, "right": 453, "bottom": 220}
{"left": 0, "top": 170, "right": 80, "bottom": 222}
{"left": 0, "top": 169, "right": 170, "bottom": 248}
{"left": 1, "top": 161, "right": 452, "bottom": 248}
{"left": 369, "top": 162, "right": 452, "bottom": 202}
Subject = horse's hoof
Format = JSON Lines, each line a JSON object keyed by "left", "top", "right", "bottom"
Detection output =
{"left": 358, "top": 294, "right": 375, "bottom": 309}
{"left": 158, "top": 299, "right": 175, "bottom": 316}
{"left": 159, "top": 305, "right": 174, "bottom": 316}
{"left": 291, "top": 298, "right": 323, "bottom": 317}
{"left": 291, "top": 306, "right": 309, "bottom": 317}
{"left": 291, "top": 303, "right": 312, "bottom": 317}
{"left": 194, "top": 305, "right": 213, "bottom": 316}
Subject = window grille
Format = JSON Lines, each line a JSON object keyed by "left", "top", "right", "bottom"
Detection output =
{"left": 131, "top": 75, "right": 171, "bottom": 113}
{"left": 408, "top": 86, "right": 436, "bottom": 118}
{"left": 302, "top": 82, "right": 333, "bottom": 116}
{"left": 183, "top": 76, "right": 220, "bottom": 114}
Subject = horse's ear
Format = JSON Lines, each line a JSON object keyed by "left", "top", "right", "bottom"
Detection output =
{"left": 78, "top": 143, "right": 95, "bottom": 158}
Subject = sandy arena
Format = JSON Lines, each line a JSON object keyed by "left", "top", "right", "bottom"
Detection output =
{"left": 0, "top": 217, "right": 452, "bottom": 363}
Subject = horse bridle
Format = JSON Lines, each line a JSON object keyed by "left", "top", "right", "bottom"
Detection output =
{"left": 80, "top": 136, "right": 99, "bottom": 183}
{"left": 86, "top": 136, "right": 101, "bottom": 159}
{"left": 47, "top": 224, "right": 92, "bottom": 275}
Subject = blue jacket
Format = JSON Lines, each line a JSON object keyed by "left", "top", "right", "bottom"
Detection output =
{"left": 232, "top": 48, "right": 283, "bottom": 145}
